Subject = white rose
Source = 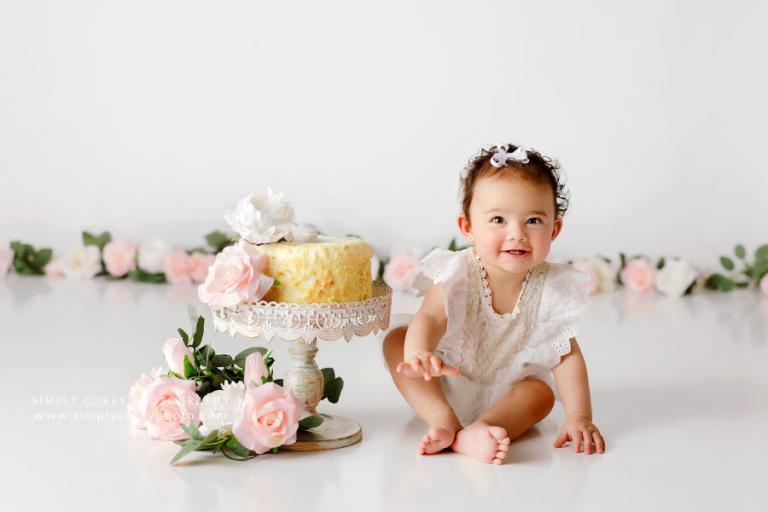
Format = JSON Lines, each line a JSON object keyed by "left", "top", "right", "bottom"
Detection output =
{"left": 591, "top": 257, "right": 617, "bottom": 293}
{"left": 138, "top": 239, "right": 168, "bottom": 273}
{"left": 292, "top": 223, "right": 320, "bottom": 243}
{"left": 656, "top": 258, "right": 698, "bottom": 298}
{"left": 199, "top": 381, "right": 246, "bottom": 435}
{"left": 571, "top": 257, "right": 616, "bottom": 294}
{"left": 224, "top": 188, "right": 295, "bottom": 244}
{"left": 62, "top": 245, "right": 102, "bottom": 279}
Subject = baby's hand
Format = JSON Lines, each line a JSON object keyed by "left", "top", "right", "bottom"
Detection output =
{"left": 395, "top": 352, "right": 461, "bottom": 381}
{"left": 553, "top": 414, "right": 605, "bottom": 455}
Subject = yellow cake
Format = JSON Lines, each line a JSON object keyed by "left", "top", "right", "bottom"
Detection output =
{"left": 243, "top": 236, "right": 373, "bottom": 304}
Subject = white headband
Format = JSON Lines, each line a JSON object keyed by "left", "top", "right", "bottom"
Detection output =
{"left": 490, "top": 144, "right": 529, "bottom": 168}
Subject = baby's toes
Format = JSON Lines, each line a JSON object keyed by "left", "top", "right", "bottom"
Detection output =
{"left": 487, "top": 425, "right": 508, "bottom": 442}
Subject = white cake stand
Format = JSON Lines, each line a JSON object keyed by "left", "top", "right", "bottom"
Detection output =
{"left": 210, "top": 281, "right": 392, "bottom": 451}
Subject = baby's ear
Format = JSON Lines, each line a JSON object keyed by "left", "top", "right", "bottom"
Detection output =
{"left": 457, "top": 214, "right": 472, "bottom": 239}
{"left": 551, "top": 218, "right": 564, "bottom": 240}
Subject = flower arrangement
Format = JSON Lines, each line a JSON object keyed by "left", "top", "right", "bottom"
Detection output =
{"left": 128, "top": 314, "right": 343, "bottom": 464}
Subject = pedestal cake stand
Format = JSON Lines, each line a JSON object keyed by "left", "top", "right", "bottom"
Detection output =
{"left": 210, "top": 281, "right": 392, "bottom": 451}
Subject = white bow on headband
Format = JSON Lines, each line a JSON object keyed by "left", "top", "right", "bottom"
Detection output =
{"left": 490, "top": 144, "right": 529, "bottom": 168}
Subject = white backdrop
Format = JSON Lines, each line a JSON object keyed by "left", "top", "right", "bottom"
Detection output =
{"left": 1, "top": 0, "right": 767, "bottom": 266}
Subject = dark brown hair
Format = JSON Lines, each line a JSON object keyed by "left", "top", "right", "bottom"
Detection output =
{"left": 460, "top": 144, "right": 569, "bottom": 220}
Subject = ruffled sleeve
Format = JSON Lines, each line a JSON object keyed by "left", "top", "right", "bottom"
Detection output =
{"left": 519, "top": 262, "right": 591, "bottom": 372}
{"left": 409, "top": 248, "right": 471, "bottom": 347}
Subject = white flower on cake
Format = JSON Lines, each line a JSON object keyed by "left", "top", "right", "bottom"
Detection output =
{"left": 199, "top": 381, "right": 246, "bottom": 435}
{"left": 656, "top": 258, "right": 697, "bottom": 297}
{"left": 225, "top": 188, "right": 296, "bottom": 245}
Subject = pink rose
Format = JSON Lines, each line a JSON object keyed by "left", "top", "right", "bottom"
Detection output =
{"left": 162, "top": 337, "right": 195, "bottom": 376}
{"left": 127, "top": 367, "right": 163, "bottom": 429}
{"left": 232, "top": 382, "right": 303, "bottom": 454}
{"left": 0, "top": 249, "right": 13, "bottom": 277}
{"left": 244, "top": 352, "right": 269, "bottom": 389}
{"left": 44, "top": 258, "right": 65, "bottom": 277}
{"left": 760, "top": 274, "right": 768, "bottom": 296}
{"left": 140, "top": 377, "right": 201, "bottom": 441}
{"left": 164, "top": 249, "right": 193, "bottom": 284}
{"left": 189, "top": 253, "right": 215, "bottom": 284}
{"left": 572, "top": 260, "right": 599, "bottom": 294}
{"left": 620, "top": 258, "right": 657, "bottom": 293}
{"left": 383, "top": 252, "right": 419, "bottom": 290}
{"left": 103, "top": 240, "right": 137, "bottom": 277}
{"left": 197, "top": 244, "right": 274, "bottom": 307}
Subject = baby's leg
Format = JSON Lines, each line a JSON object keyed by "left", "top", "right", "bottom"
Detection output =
{"left": 452, "top": 378, "right": 555, "bottom": 465}
{"left": 382, "top": 327, "right": 462, "bottom": 455}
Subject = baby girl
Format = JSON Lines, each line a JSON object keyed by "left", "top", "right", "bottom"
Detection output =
{"left": 382, "top": 144, "right": 605, "bottom": 464}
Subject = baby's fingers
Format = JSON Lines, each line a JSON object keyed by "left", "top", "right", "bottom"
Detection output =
{"left": 440, "top": 363, "right": 461, "bottom": 377}
{"left": 573, "top": 431, "right": 583, "bottom": 453}
{"left": 553, "top": 429, "right": 569, "bottom": 448}
{"left": 582, "top": 431, "right": 593, "bottom": 455}
{"left": 593, "top": 431, "right": 605, "bottom": 453}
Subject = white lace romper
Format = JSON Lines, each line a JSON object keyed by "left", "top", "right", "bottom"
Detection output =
{"left": 382, "top": 247, "right": 590, "bottom": 427}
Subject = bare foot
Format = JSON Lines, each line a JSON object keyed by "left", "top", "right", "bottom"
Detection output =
{"left": 418, "top": 426, "right": 456, "bottom": 455}
{"left": 451, "top": 422, "right": 511, "bottom": 465}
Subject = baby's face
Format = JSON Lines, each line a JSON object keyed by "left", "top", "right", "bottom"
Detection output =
{"left": 459, "top": 174, "right": 563, "bottom": 277}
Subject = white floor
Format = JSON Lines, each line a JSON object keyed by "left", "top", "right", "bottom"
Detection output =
{"left": 1, "top": 275, "right": 766, "bottom": 512}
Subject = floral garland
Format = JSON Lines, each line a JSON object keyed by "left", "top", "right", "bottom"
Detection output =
{"left": 2, "top": 234, "right": 767, "bottom": 298}
{"left": 377, "top": 240, "right": 768, "bottom": 298}
{"left": 128, "top": 314, "right": 343, "bottom": 464}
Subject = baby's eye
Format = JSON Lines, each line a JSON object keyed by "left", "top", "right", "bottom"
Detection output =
{"left": 490, "top": 216, "right": 505, "bottom": 224}
{"left": 527, "top": 217, "right": 542, "bottom": 225}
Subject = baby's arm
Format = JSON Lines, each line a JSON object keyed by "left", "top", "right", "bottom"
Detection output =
{"left": 395, "top": 284, "right": 461, "bottom": 381}
{"left": 552, "top": 338, "right": 606, "bottom": 454}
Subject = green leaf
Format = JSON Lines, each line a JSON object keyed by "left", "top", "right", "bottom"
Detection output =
{"left": 234, "top": 347, "right": 268, "bottom": 368}
{"left": 734, "top": 244, "right": 746, "bottom": 259}
{"left": 205, "top": 230, "right": 234, "bottom": 253}
{"left": 705, "top": 273, "right": 735, "bottom": 292}
{"left": 129, "top": 267, "right": 167, "bottom": 284}
{"left": 82, "top": 231, "right": 97, "bottom": 247}
{"left": 32, "top": 248, "right": 53, "bottom": 269}
{"left": 82, "top": 231, "right": 112, "bottom": 251}
{"left": 720, "top": 256, "right": 735, "bottom": 271}
{"left": 756, "top": 244, "right": 768, "bottom": 262}
{"left": 183, "top": 355, "right": 196, "bottom": 378}
{"left": 192, "top": 316, "right": 205, "bottom": 348}
{"left": 735, "top": 282, "right": 749, "bottom": 288}
{"left": 273, "top": 378, "right": 283, "bottom": 386}
{"left": 170, "top": 439, "right": 204, "bottom": 464}
{"left": 225, "top": 437, "right": 254, "bottom": 458}
{"left": 198, "top": 345, "right": 215, "bottom": 363}
{"left": 448, "top": 238, "right": 457, "bottom": 251}
{"left": 323, "top": 376, "right": 344, "bottom": 404}
{"left": 298, "top": 415, "right": 325, "bottom": 430}
{"left": 656, "top": 257, "right": 665, "bottom": 270}
{"left": 273, "top": 279, "right": 282, "bottom": 287}
{"left": 177, "top": 328, "right": 189, "bottom": 345}
{"left": 320, "top": 367, "right": 336, "bottom": 383}
{"left": 210, "top": 354, "right": 233, "bottom": 368}
{"left": 180, "top": 422, "right": 203, "bottom": 440}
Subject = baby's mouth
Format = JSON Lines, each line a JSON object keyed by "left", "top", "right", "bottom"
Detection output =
{"left": 504, "top": 249, "right": 530, "bottom": 256}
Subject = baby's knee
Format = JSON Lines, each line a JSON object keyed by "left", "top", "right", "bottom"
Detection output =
{"left": 522, "top": 379, "right": 555, "bottom": 418}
